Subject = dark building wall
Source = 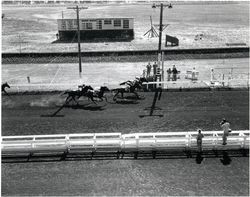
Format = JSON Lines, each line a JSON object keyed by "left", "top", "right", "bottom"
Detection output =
{"left": 58, "top": 29, "right": 134, "bottom": 42}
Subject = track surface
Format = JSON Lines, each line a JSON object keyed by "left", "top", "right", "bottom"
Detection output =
{"left": 2, "top": 90, "right": 249, "bottom": 196}
{"left": 2, "top": 91, "right": 249, "bottom": 136}
{"left": 2, "top": 157, "right": 249, "bottom": 196}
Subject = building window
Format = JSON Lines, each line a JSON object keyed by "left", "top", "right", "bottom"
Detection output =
{"left": 114, "top": 19, "right": 121, "bottom": 27}
{"left": 73, "top": 20, "right": 77, "bottom": 26}
{"left": 68, "top": 20, "right": 73, "bottom": 29}
{"left": 82, "top": 22, "right": 86, "bottom": 29}
{"left": 61, "top": 20, "right": 66, "bottom": 29}
{"left": 96, "top": 20, "right": 102, "bottom": 30}
{"left": 104, "top": 19, "right": 112, "bottom": 25}
{"left": 123, "top": 19, "right": 129, "bottom": 29}
{"left": 86, "top": 22, "right": 92, "bottom": 29}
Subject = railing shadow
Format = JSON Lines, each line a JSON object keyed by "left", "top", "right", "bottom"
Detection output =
{"left": 2, "top": 149, "right": 247, "bottom": 164}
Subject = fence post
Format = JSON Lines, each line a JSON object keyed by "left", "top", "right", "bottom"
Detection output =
{"left": 65, "top": 135, "right": 70, "bottom": 151}
{"left": 243, "top": 135, "right": 246, "bottom": 149}
{"left": 136, "top": 134, "right": 139, "bottom": 150}
{"left": 93, "top": 134, "right": 96, "bottom": 151}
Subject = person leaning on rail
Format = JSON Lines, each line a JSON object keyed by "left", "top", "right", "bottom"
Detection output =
{"left": 220, "top": 118, "right": 231, "bottom": 145}
{"left": 196, "top": 129, "right": 204, "bottom": 153}
{"left": 172, "top": 65, "right": 178, "bottom": 81}
{"left": 146, "top": 62, "right": 152, "bottom": 77}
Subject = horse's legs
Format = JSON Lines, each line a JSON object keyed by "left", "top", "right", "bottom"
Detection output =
{"left": 113, "top": 91, "right": 119, "bottom": 101}
{"left": 90, "top": 96, "right": 97, "bottom": 105}
{"left": 72, "top": 96, "right": 79, "bottom": 105}
{"left": 103, "top": 96, "right": 107, "bottom": 102}
{"left": 121, "top": 92, "right": 124, "bottom": 98}
{"left": 65, "top": 96, "right": 71, "bottom": 104}
{"left": 133, "top": 92, "right": 140, "bottom": 99}
{"left": 98, "top": 97, "right": 103, "bottom": 102}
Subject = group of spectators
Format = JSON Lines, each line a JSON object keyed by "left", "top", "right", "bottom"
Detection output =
{"left": 167, "top": 65, "right": 179, "bottom": 81}
{"left": 143, "top": 62, "right": 158, "bottom": 78}
{"left": 143, "top": 63, "right": 179, "bottom": 82}
{"left": 197, "top": 118, "right": 231, "bottom": 153}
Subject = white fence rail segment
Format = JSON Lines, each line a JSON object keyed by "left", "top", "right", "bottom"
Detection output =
{"left": 2, "top": 130, "right": 249, "bottom": 157}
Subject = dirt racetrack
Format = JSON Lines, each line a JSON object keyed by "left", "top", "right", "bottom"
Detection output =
{"left": 2, "top": 157, "right": 249, "bottom": 196}
{"left": 2, "top": 90, "right": 249, "bottom": 136}
{"left": 2, "top": 90, "right": 249, "bottom": 196}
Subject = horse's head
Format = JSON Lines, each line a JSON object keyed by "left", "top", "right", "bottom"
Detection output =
{"left": 138, "top": 77, "right": 148, "bottom": 83}
{"left": 3, "top": 82, "right": 10, "bottom": 89}
{"left": 100, "top": 86, "right": 110, "bottom": 92}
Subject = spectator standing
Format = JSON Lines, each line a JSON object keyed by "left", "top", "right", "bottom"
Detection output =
{"left": 153, "top": 62, "right": 157, "bottom": 76}
{"left": 167, "top": 68, "right": 172, "bottom": 81}
{"left": 210, "top": 68, "right": 215, "bottom": 84}
{"left": 191, "top": 67, "right": 196, "bottom": 81}
{"left": 172, "top": 65, "right": 178, "bottom": 81}
{"left": 142, "top": 69, "right": 146, "bottom": 78}
{"left": 220, "top": 118, "right": 231, "bottom": 145}
{"left": 146, "top": 62, "right": 152, "bottom": 77}
{"left": 196, "top": 129, "right": 204, "bottom": 153}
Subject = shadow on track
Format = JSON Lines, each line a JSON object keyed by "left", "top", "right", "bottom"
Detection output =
{"left": 139, "top": 87, "right": 163, "bottom": 118}
{"left": 220, "top": 151, "right": 232, "bottom": 165}
{"left": 41, "top": 97, "right": 106, "bottom": 117}
{"left": 65, "top": 103, "right": 105, "bottom": 111}
{"left": 2, "top": 150, "right": 244, "bottom": 163}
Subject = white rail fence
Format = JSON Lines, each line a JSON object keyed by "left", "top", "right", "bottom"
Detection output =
{"left": 1, "top": 131, "right": 249, "bottom": 157}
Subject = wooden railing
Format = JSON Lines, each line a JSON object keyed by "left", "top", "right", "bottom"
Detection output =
{"left": 1, "top": 130, "right": 249, "bottom": 158}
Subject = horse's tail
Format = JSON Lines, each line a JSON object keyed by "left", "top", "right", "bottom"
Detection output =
{"left": 119, "top": 82, "right": 127, "bottom": 86}
{"left": 61, "top": 91, "right": 69, "bottom": 96}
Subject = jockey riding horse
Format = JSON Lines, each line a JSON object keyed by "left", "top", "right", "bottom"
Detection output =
{"left": 63, "top": 85, "right": 93, "bottom": 105}
{"left": 63, "top": 85, "right": 109, "bottom": 105}
{"left": 113, "top": 77, "right": 148, "bottom": 100}
{"left": 84, "top": 86, "right": 110, "bottom": 104}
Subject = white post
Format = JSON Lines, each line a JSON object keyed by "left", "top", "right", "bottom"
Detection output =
{"left": 210, "top": 68, "right": 214, "bottom": 84}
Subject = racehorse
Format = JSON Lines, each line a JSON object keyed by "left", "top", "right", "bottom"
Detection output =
{"left": 112, "top": 77, "right": 148, "bottom": 100}
{"left": 2, "top": 82, "right": 10, "bottom": 96}
{"left": 84, "top": 86, "right": 110, "bottom": 104}
{"left": 63, "top": 85, "right": 93, "bottom": 105}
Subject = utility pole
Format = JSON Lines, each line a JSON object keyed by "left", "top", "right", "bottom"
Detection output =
{"left": 158, "top": 4, "right": 163, "bottom": 54}
{"left": 67, "top": 5, "right": 88, "bottom": 80}
{"left": 152, "top": 3, "right": 172, "bottom": 87}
